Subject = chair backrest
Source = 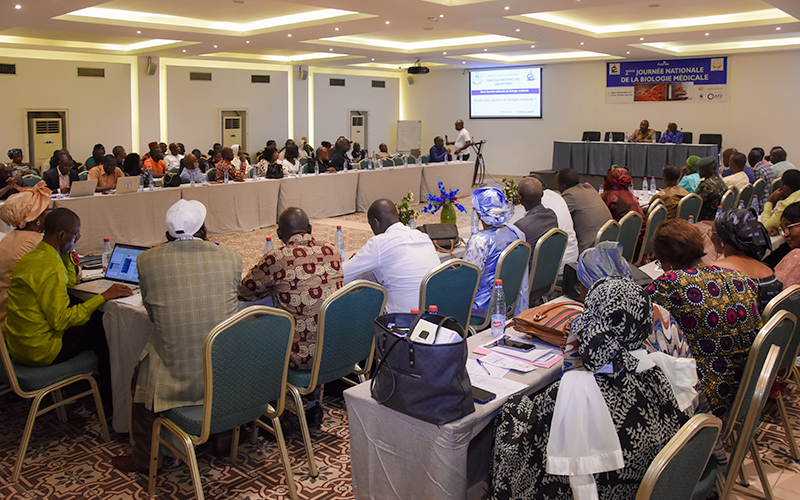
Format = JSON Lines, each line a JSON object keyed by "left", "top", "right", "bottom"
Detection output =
{"left": 78, "top": 171, "right": 89, "bottom": 181}
{"left": 419, "top": 259, "right": 480, "bottom": 329}
{"left": 648, "top": 197, "right": 664, "bottom": 212}
{"left": 738, "top": 184, "right": 754, "bottom": 207}
{"left": 382, "top": 158, "right": 393, "bottom": 167}
{"left": 22, "top": 175, "right": 42, "bottom": 187}
{"left": 406, "top": 155, "right": 416, "bottom": 164}
{"left": 752, "top": 178, "right": 767, "bottom": 202}
{"left": 719, "top": 188, "right": 738, "bottom": 212}
{"left": 722, "top": 310, "right": 796, "bottom": 441}
{"left": 682, "top": 131, "right": 693, "bottom": 144}
{"left": 393, "top": 157, "right": 404, "bottom": 166}
{"left": 607, "top": 131, "right": 625, "bottom": 142}
{"left": 637, "top": 204, "right": 667, "bottom": 265}
{"left": 203, "top": 306, "right": 295, "bottom": 440}
{"left": 618, "top": 212, "right": 643, "bottom": 263}
{"left": 677, "top": 193, "right": 703, "bottom": 222}
{"left": 581, "top": 131, "right": 601, "bottom": 142}
{"left": 763, "top": 285, "right": 800, "bottom": 380}
{"left": 495, "top": 240, "right": 532, "bottom": 312}
{"left": 299, "top": 157, "right": 308, "bottom": 166}
{"left": 308, "top": 280, "right": 387, "bottom": 389}
{"left": 421, "top": 154, "right": 430, "bottom": 164}
{"left": 698, "top": 133, "right": 722, "bottom": 150}
{"left": 594, "top": 219, "right": 620, "bottom": 246}
{"left": 206, "top": 169, "right": 215, "bottom": 181}
{"left": 653, "top": 131, "right": 662, "bottom": 142}
{"left": 771, "top": 177, "right": 782, "bottom": 195}
{"left": 359, "top": 159, "right": 369, "bottom": 170}
{"left": 529, "top": 228, "right": 568, "bottom": 297}
{"left": 635, "top": 414, "right": 723, "bottom": 500}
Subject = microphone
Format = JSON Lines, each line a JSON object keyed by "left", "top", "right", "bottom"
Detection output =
{"left": 445, "top": 135, "right": 449, "bottom": 143}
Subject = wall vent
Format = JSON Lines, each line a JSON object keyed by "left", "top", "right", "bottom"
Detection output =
{"left": 329, "top": 78, "right": 346, "bottom": 87}
{"left": 251, "top": 74, "right": 271, "bottom": 83}
{"left": 190, "top": 72, "right": 212, "bottom": 81}
{"left": 77, "top": 67, "right": 105, "bottom": 77}
{"left": 371, "top": 80, "right": 386, "bottom": 88}
{"left": 0, "top": 64, "right": 16, "bottom": 75}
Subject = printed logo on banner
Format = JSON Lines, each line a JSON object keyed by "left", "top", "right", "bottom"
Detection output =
{"left": 711, "top": 58, "right": 725, "bottom": 71}
{"left": 609, "top": 63, "right": 620, "bottom": 75}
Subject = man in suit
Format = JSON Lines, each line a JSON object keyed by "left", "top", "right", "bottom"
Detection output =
{"left": 111, "top": 199, "right": 242, "bottom": 473}
{"left": 556, "top": 168, "right": 613, "bottom": 254}
{"left": 42, "top": 152, "right": 79, "bottom": 193}
{"left": 514, "top": 177, "right": 558, "bottom": 260}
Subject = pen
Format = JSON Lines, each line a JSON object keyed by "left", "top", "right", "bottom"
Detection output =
{"left": 476, "top": 358, "right": 491, "bottom": 375}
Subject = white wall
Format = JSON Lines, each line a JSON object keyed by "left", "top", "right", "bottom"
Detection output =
{"left": 403, "top": 50, "right": 800, "bottom": 177}
{"left": 313, "top": 72, "right": 399, "bottom": 154}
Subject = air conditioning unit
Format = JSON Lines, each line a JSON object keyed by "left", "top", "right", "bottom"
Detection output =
{"left": 223, "top": 117, "right": 242, "bottom": 148}
{"left": 32, "top": 119, "right": 63, "bottom": 170}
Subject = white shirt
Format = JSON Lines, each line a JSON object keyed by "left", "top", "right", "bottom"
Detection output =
{"left": 282, "top": 159, "right": 299, "bottom": 175}
{"left": 724, "top": 171, "right": 750, "bottom": 192}
{"left": 343, "top": 222, "right": 441, "bottom": 314}
{"left": 541, "top": 189, "right": 580, "bottom": 270}
{"left": 164, "top": 154, "right": 183, "bottom": 169}
{"left": 454, "top": 128, "right": 471, "bottom": 152}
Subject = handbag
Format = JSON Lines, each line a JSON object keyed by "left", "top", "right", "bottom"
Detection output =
{"left": 420, "top": 223, "right": 462, "bottom": 253}
{"left": 371, "top": 312, "right": 475, "bottom": 425}
{"left": 264, "top": 162, "right": 284, "bottom": 179}
{"left": 511, "top": 301, "right": 584, "bottom": 348}
{"left": 162, "top": 172, "right": 181, "bottom": 187}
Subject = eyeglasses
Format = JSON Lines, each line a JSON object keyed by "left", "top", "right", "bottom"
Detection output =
{"left": 63, "top": 229, "right": 81, "bottom": 242}
{"left": 782, "top": 222, "right": 800, "bottom": 236}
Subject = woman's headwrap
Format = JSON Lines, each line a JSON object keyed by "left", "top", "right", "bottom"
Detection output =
{"left": 7, "top": 148, "right": 22, "bottom": 160}
{"left": 577, "top": 242, "right": 632, "bottom": 289}
{"left": 472, "top": 186, "right": 513, "bottom": 227}
{"left": 606, "top": 167, "right": 632, "bottom": 190}
{"left": 685, "top": 155, "right": 700, "bottom": 173}
{"left": 715, "top": 207, "right": 772, "bottom": 260}
{"left": 0, "top": 181, "right": 51, "bottom": 228}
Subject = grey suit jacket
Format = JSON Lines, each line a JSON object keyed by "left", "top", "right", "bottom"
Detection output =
{"left": 513, "top": 205, "right": 559, "bottom": 261}
{"left": 561, "top": 183, "right": 613, "bottom": 254}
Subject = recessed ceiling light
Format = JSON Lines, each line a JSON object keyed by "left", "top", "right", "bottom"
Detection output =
{"left": 371, "top": 58, "right": 375, "bottom": 61}
{"left": 443, "top": 51, "right": 447, "bottom": 54}
{"left": 385, "top": 21, "right": 390, "bottom": 24}
{"left": 182, "top": 49, "right": 186, "bottom": 52}
{"left": 580, "top": 42, "right": 584, "bottom": 45}
{"left": 640, "top": 37, "right": 644, "bottom": 40}
{"left": 484, "top": 48, "right": 488, "bottom": 51}
{"left": 14, "top": 4, "right": 21, "bottom": 9}
{"left": 335, "top": 27, "right": 339, "bottom": 30}
{"left": 504, "top": 6, "right": 509, "bottom": 9}
{"left": 439, "top": 14, "right": 444, "bottom": 18}
{"left": 330, "top": 48, "right": 333, "bottom": 51}
{"left": 515, "top": 28, "right": 520, "bottom": 32}
{"left": 530, "top": 44, "right": 535, "bottom": 48}
{"left": 136, "top": 30, "right": 141, "bottom": 34}
{"left": 246, "top": 40, "right": 250, "bottom": 43}
{"left": 776, "top": 26, "right": 782, "bottom": 30}
{"left": 288, "top": 34, "right": 292, "bottom": 37}
{"left": 626, "top": 51, "right": 630, "bottom": 54}
{"left": 462, "top": 61, "right": 465, "bottom": 64}
{"left": 704, "top": 32, "right": 709, "bottom": 36}
{"left": 213, "top": 45, "right": 218, "bottom": 48}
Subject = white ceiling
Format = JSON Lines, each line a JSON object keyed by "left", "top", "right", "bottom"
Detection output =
{"left": 1, "top": 0, "right": 799, "bottom": 69}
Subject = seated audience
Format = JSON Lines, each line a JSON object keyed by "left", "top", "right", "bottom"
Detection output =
{"left": 141, "top": 141, "right": 158, "bottom": 162}
{"left": 351, "top": 142, "right": 365, "bottom": 162}
{"left": 770, "top": 146, "right": 796, "bottom": 177}
{"left": 122, "top": 153, "right": 142, "bottom": 178}
{"left": 111, "top": 200, "right": 241, "bottom": 473}
{"left": 163, "top": 143, "right": 183, "bottom": 169}
{"left": 258, "top": 140, "right": 277, "bottom": 162}
{"left": 277, "top": 139, "right": 295, "bottom": 162}
{"left": 184, "top": 149, "right": 209, "bottom": 173}
{"left": 256, "top": 146, "right": 279, "bottom": 177}
{"left": 43, "top": 152, "right": 78, "bottom": 193}
{"left": 600, "top": 167, "right": 645, "bottom": 221}
{"left": 556, "top": 168, "right": 613, "bottom": 253}
{"left": 88, "top": 154, "right": 125, "bottom": 191}
{"left": 281, "top": 144, "right": 300, "bottom": 175}
{"left": 208, "top": 149, "right": 221, "bottom": 169}
{"left": 722, "top": 149, "right": 755, "bottom": 184}
{"left": 5, "top": 208, "right": 132, "bottom": 413}
{"left": 45, "top": 148, "right": 69, "bottom": 173}
{"left": 0, "top": 162, "right": 23, "bottom": 200}
{"left": 143, "top": 146, "right": 167, "bottom": 178}
{"left": 528, "top": 173, "right": 579, "bottom": 271}
{"left": 84, "top": 143, "right": 105, "bottom": 170}
{"left": 513, "top": 177, "right": 558, "bottom": 263}
{"left": 646, "top": 218, "right": 762, "bottom": 419}
{"left": 329, "top": 139, "right": 349, "bottom": 171}
{"left": 215, "top": 147, "right": 245, "bottom": 182}
{"left": 490, "top": 276, "right": 689, "bottom": 499}
{"left": 7, "top": 148, "right": 32, "bottom": 176}
{"left": 464, "top": 187, "right": 528, "bottom": 318}
{"left": 343, "top": 199, "right": 440, "bottom": 313}
{"left": 112, "top": 146, "right": 126, "bottom": 170}
{"left": 429, "top": 136, "right": 452, "bottom": 163}
{"left": 179, "top": 153, "right": 204, "bottom": 184}
{"left": 649, "top": 165, "right": 689, "bottom": 219}
{"left": 775, "top": 202, "right": 800, "bottom": 287}
{"left": 0, "top": 182, "right": 51, "bottom": 331}
{"left": 750, "top": 147, "right": 775, "bottom": 211}
{"left": 315, "top": 147, "right": 334, "bottom": 173}
{"left": 695, "top": 156, "right": 727, "bottom": 221}
{"left": 762, "top": 169, "right": 800, "bottom": 235}
{"left": 723, "top": 152, "right": 751, "bottom": 192}
{"left": 231, "top": 144, "right": 250, "bottom": 172}
{"left": 712, "top": 208, "right": 782, "bottom": 312}
{"left": 659, "top": 122, "right": 683, "bottom": 144}
{"left": 678, "top": 155, "right": 701, "bottom": 193}
{"left": 376, "top": 143, "right": 390, "bottom": 159}
{"left": 628, "top": 119, "right": 655, "bottom": 142}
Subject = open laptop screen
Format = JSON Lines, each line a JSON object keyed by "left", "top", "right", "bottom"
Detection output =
{"left": 104, "top": 244, "right": 147, "bottom": 284}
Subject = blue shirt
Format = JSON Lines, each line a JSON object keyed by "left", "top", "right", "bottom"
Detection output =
{"left": 678, "top": 172, "right": 701, "bottom": 193}
{"left": 660, "top": 131, "right": 683, "bottom": 144}
{"left": 429, "top": 145, "right": 451, "bottom": 163}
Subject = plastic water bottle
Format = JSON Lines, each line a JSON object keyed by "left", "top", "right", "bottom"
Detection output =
{"left": 148, "top": 172, "right": 154, "bottom": 191}
{"left": 368, "top": 155, "right": 374, "bottom": 170}
{"left": 251, "top": 167, "right": 257, "bottom": 180}
{"left": 458, "top": 152, "right": 463, "bottom": 162}
{"left": 752, "top": 194, "right": 758, "bottom": 208}
{"left": 334, "top": 226, "right": 345, "bottom": 260}
{"left": 715, "top": 205, "right": 724, "bottom": 220}
{"left": 428, "top": 305, "right": 438, "bottom": 314}
{"left": 737, "top": 199, "right": 745, "bottom": 209}
{"left": 223, "top": 168, "right": 229, "bottom": 184}
{"left": 409, "top": 215, "right": 416, "bottom": 230}
{"left": 642, "top": 177, "right": 648, "bottom": 192}
{"left": 417, "top": 156, "right": 421, "bottom": 167}
{"left": 444, "top": 151, "right": 449, "bottom": 165}
{"left": 403, "top": 156, "right": 408, "bottom": 168}
{"left": 650, "top": 176, "right": 657, "bottom": 194}
{"left": 190, "top": 177, "right": 195, "bottom": 187}
{"left": 298, "top": 163, "right": 303, "bottom": 177}
{"left": 471, "top": 207, "right": 480, "bottom": 236}
{"left": 138, "top": 176, "right": 144, "bottom": 192}
{"left": 598, "top": 185, "right": 604, "bottom": 196}
{"left": 314, "top": 161, "right": 319, "bottom": 176}
{"left": 263, "top": 237, "right": 273, "bottom": 254}
{"left": 688, "top": 215, "right": 695, "bottom": 224}
{"left": 490, "top": 279, "right": 506, "bottom": 338}
{"left": 101, "top": 238, "right": 112, "bottom": 273}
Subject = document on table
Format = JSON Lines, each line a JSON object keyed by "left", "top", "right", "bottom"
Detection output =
{"left": 478, "top": 352, "right": 536, "bottom": 373}
{"left": 468, "top": 372, "right": 528, "bottom": 401}
{"left": 466, "top": 358, "right": 510, "bottom": 379}
{"left": 114, "top": 293, "right": 143, "bottom": 307}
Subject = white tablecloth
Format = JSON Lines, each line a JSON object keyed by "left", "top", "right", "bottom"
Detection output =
{"left": 356, "top": 166, "right": 423, "bottom": 212}
{"left": 278, "top": 172, "right": 359, "bottom": 219}
{"left": 180, "top": 179, "right": 281, "bottom": 235}
{"left": 420, "top": 161, "right": 474, "bottom": 202}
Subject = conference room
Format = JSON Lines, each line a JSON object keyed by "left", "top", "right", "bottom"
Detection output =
{"left": 1, "top": 0, "right": 800, "bottom": 498}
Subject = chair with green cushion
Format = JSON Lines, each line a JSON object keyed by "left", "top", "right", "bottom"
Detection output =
{"left": 648, "top": 197, "right": 664, "bottom": 214}
{"left": 148, "top": 306, "right": 298, "bottom": 500}
{"left": 406, "top": 155, "right": 417, "bottom": 164}
{"left": 635, "top": 414, "right": 723, "bottom": 500}
{"left": 594, "top": 219, "right": 620, "bottom": 246}
{"left": 255, "top": 149, "right": 263, "bottom": 161}
{"left": 738, "top": 184, "right": 754, "bottom": 208}
{"left": 720, "top": 188, "right": 738, "bottom": 212}
{"left": 381, "top": 158, "right": 394, "bottom": 168}
{"left": 635, "top": 204, "right": 667, "bottom": 265}
{"left": 21, "top": 174, "right": 42, "bottom": 187}
{"left": 393, "top": 157, "right": 404, "bottom": 166}
{"left": 470, "top": 240, "right": 531, "bottom": 333}
{"left": 677, "top": 193, "right": 703, "bottom": 222}
{"left": 359, "top": 159, "right": 369, "bottom": 170}
{"left": 752, "top": 179, "right": 766, "bottom": 205}
{"left": 0, "top": 333, "right": 110, "bottom": 482}
{"left": 206, "top": 169, "right": 215, "bottom": 181}
{"left": 78, "top": 171, "right": 89, "bottom": 181}
{"left": 419, "top": 259, "right": 480, "bottom": 331}
{"left": 771, "top": 177, "right": 782, "bottom": 195}
{"left": 299, "top": 157, "right": 308, "bottom": 167}
{"left": 618, "top": 212, "right": 643, "bottom": 263}
{"left": 168, "top": 167, "right": 180, "bottom": 175}
{"left": 287, "top": 280, "right": 387, "bottom": 476}
{"left": 528, "top": 228, "right": 568, "bottom": 304}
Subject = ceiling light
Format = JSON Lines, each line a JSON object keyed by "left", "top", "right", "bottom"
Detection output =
{"left": 136, "top": 30, "right": 141, "bottom": 34}
{"left": 288, "top": 34, "right": 292, "bottom": 37}
{"left": 580, "top": 42, "right": 584, "bottom": 45}
{"left": 371, "top": 58, "right": 375, "bottom": 61}
{"left": 626, "top": 51, "right": 630, "bottom": 54}
{"left": 214, "top": 45, "right": 218, "bottom": 48}
{"left": 246, "top": 40, "right": 250, "bottom": 43}
{"left": 640, "top": 37, "right": 644, "bottom": 40}
{"left": 439, "top": 14, "right": 444, "bottom": 18}
{"left": 15, "top": 4, "right": 21, "bottom": 9}
{"left": 462, "top": 61, "right": 465, "bottom": 64}
{"left": 776, "top": 26, "right": 782, "bottom": 30}
{"left": 330, "top": 48, "right": 333, "bottom": 51}
{"left": 504, "top": 6, "right": 509, "bottom": 9}
{"left": 515, "top": 29, "right": 520, "bottom": 32}
{"left": 530, "top": 44, "right": 535, "bottom": 48}
{"left": 484, "top": 48, "right": 488, "bottom": 51}
{"left": 704, "top": 32, "right": 709, "bottom": 36}
{"left": 182, "top": 49, "right": 186, "bottom": 52}
{"left": 443, "top": 51, "right": 447, "bottom": 54}
{"left": 385, "top": 21, "right": 390, "bottom": 24}
{"left": 335, "top": 27, "right": 339, "bottom": 30}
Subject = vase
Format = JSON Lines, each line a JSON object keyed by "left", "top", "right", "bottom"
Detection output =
{"left": 440, "top": 202, "right": 457, "bottom": 224}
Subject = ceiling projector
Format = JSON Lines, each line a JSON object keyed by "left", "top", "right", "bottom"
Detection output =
{"left": 408, "top": 59, "right": 430, "bottom": 74}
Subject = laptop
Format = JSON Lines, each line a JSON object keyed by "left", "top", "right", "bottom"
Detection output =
{"left": 68, "top": 179, "right": 98, "bottom": 198}
{"left": 72, "top": 243, "right": 148, "bottom": 294}
{"left": 115, "top": 176, "right": 139, "bottom": 194}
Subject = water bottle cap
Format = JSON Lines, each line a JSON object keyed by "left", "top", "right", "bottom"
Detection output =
{"left": 336, "top": 225, "right": 342, "bottom": 229}
{"left": 718, "top": 205, "right": 722, "bottom": 209}
{"left": 410, "top": 215, "right": 415, "bottom": 219}
{"left": 428, "top": 305, "right": 438, "bottom": 312}
{"left": 410, "top": 308, "right": 420, "bottom": 314}
{"left": 104, "top": 238, "right": 109, "bottom": 242}
{"left": 266, "top": 237, "right": 272, "bottom": 241}
{"left": 494, "top": 279, "right": 502, "bottom": 285}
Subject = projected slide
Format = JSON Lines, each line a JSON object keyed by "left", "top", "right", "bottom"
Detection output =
{"left": 469, "top": 67, "right": 542, "bottom": 119}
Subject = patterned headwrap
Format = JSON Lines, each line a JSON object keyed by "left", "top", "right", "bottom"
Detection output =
{"left": 715, "top": 207, "right": 772, "bottom": 260}
{"left": 685, "top": 155, "right": 700, "bottom": 173}
{"left": 0, "top": 181, "right": 51, "bottom": 228}
{"left": 571, "top": 276, "right": 652, "bottom": 373}
{"left": 606, "top": 167, "right": 632, "bottom": 190}
{"left": 472, "top": 186, "right": 514, "bottom": 227}
{"left": 7, "top": 148, "right": 22, "bottom": 160}
{"left": 577, "top": 241, "right": 632, "bottom": 289}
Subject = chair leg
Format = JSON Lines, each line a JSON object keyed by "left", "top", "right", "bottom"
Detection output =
{"left": 52, "top": 389, "right": 68, "bottom": 423}
{"left": 148, "top": 420, "right": 163, "bottom": 497}
{"left": 87, "top": 377, "right": 110, "bottom": 442}
{"left": 272, "top": 416, "right": 298, "bottom": 500}
{"left": 751, "top": 441, "right": 774, "bottom": 500}
{"left": 289, "top": 386, "right": 318, "bottom": 477}
{"left": 251, "top": 420, "right": 259, "bottom": 445}
{"left": 231, "top": 426, "right": 240, "bottom": 465}
{"left": 776, "top": 395, "right": 800, "bottom": 460}
{"left": 11, "top": 392, "right": 46, "bottom": 482}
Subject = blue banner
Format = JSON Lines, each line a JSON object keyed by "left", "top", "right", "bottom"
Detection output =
{"left": 606, "top": 57, "right": 727, "bottom": 103}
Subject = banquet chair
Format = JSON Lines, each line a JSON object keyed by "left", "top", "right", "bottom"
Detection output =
{"left": 0, "top": 332, "right": 110, "bottom": 482}
{"left": 604, "top": 131, "right": 625, "bottom": 142}
{"left": 752, "top": 178, "right": 767, "bottom": 204}
{"left": 206, "top": 169, "right": 215, "bottom": 181}
{"left": 359, "top": 159, "right": 369, "bottom": 169}
{"left": 617, "top": 212, "right": 643, "bottom": 263}
{"left": 287, "top": 280, "right": 387, "bottom": 476}
{"left": 148, "top": 306, "right": 298, "bottom": 500}
{"left": 718, "top": 310, "right": 796, "bottom": 499}
{"left": 528, "top": 228, "right": 568, "bottom": 304}
{"left": 168, "top": 167, "right": 179, "bottom": 175}
{"left": 698, "top": 133, "right": 723, "bottom": 151}
{"left": 677, "top": 193, "right": 703, "bottom": 222}
{"left": 255, "top": 149, "right": 263, "bottom": 160}
{"left": 653, "top": 131, "right": 662, "bottom": 142}
{"left": 594, "top": 219, "right": 620, "bottom": 246}
{"left": 393, "top": 157, "right": 404, "bottom": 166}
{"left": 299, "top": 157, "right": 308, "bottom": 167}
{"left": 718, "top": 344, "right": 782, "bottom": 500}
{"left": 720, "top": 188, "right": 738, "bottom": 212}
{"left": 635, "top": 204, "right": 667, "bottom": 265}
{"left": 420, "top": 154, "right": 430, "bottom": 164}
{"left": 420, "top": 260, "right": 480, "bottom": 331}
{"left": 738, "top": 184, "right": 754, "bottom": 208}
{"left": 770, "top": 177, "right": 782, "bottom": 195}
{"left": 470, "top": 240, "right": 531, "bottom": 333}
{"left": 682, "top": 131, "right": 693, "bottom": 144}
{"left": 581, "top": 131, "right": 601, "bottom": 142}
{"left": 22, "top": 174, "right": 41, "bottom": 187}
{"left": 635, "top": 414, "right": 723, "bottom": 500}
{"left": 78, "top": 171, "right": 89, "bottom": 181}
{"left": 761, "top": 285, "right": 800, "bottom": 460}
{"left": 381, "top": 158, "right": 394, "bottom": 168}
{"left": 406, "top": 155, "right": 416, "bottom": 164}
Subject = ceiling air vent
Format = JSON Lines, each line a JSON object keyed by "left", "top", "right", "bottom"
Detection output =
{"left": 77, "top": 67, "right": 105, "bottom": 77}
{"left": 190, "top": 72, "right": 212, "bottom": 81}
{"left": 251, "top": 74, "right": 270, "bottom": 83}
{"left": 371, "top": 80, "right": 386, "bottom": 88}
{"left": 329, "top": 78, "right": 345, "bottom": 87}
{"left": 0, "top": 63, "right": 16, "bottom": 75}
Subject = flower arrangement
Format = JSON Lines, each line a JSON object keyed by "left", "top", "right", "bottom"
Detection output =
{"left": 502, "top": 177, "right": 521, "bottom": 206}
{"left": 395, "top": 192, "right": 416, "bottom": 226}
{"left": 422, "top": 179, "right": 466, "bottom": 224}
